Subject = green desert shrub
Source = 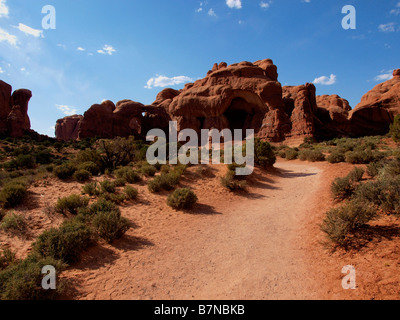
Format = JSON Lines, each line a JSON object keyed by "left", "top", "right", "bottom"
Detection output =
{"left": 114, "top": 178, "right": 127, "bottom": 187}
{"left": 354, "top": 178, "right": 400, "bottom": 215}
{"left": 100, "top": 192, "right": 126, "bottom": 204}
{"left": 278, "top": 150, "right": 287, "bottom": 159}
{"left": 115, "top": 167, "right": 141, "bottom": 183}
{"left": 148, "top": 170, "right": 182, "bottom": 193}
{"left": 327, "top": 151, "right": 345, "bottom": 164}
{"left": 390, "top": 115, "right": 400, "bottom": 143}
{"left": 124, "top": 186, "right": 138, "bottom": 200}
{"left": 73, "top": 169, "right": 92, "bottom": 183}
{"left": 0, "top": 182, "right": 28, "bottom": 209}
{"left": 0, "top": 213, "right": 27, "bottom": 235}
{"left": 55, "top": 195, "right": 89, "bottom": 215}
{"left": 331, "top": 177, "right": 355, "bottom": 200}
{"left": 366, "top": 161, "right": 384, "bottom": 178}
{"left": 82, "top": 182, "right": 100, "bottom": 196}
{"left": 299, "top": 150, "right": 326, "bottom": 162}
{"left": 92, "top": 210, "right": 130, "bottom": 243}
{"left": 90, "top": 198, "right": 119, "bottom": 215}
{"left": 254, "top": 138, "right": 276, "bottom": 168}
{"left": 53, "top": 163, "right": 77, "bottom": 180}
{"left": 0, "top": 248, "right": 16, "bottom": 271}
{"left": 139, "top": 164, "right": 157, "bottom": 177}
{"left": 167, "top": 188, "right": 198, "bottom": 210}
{"left": 345, "top": 150, "right": 374, "bottom": 164}
{"left": 33, "top": 219, "right": 92, "bottom": 264}
{"left": 347, "top": 167, "right": 365, "bottom": 183}
{"left": 99, "top": 137, "right": 137, "bottom": 169}
{"left": 0, "top": 255, "right": 65, "bottom": 300}
{"left": 34, "top": 149, "right": 53, "bottom": 165}
{"left": 380, "top": 158, "right": 400, "bottom": 178}
{"left": 99, "top": 180, "right": 116, "bottom": 194}
{"left": 221, "top": 171, "right": 247, "bottom": 191}
{"left": 321, "top": 200, "right": 377, "bottom": 246}
{"left": 76, "top": 149, "right": 102, "bottom": 168}
{"left": 16, "top": 154, "right": 36, "bottom": 169}
{"left": 285, "top": 148, "right": 299, "bottom": 160}
{"left": 77, "top": 161, "right": 100, "bottom": 176}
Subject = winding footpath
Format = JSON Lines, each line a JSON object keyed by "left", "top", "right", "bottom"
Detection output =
{"left": 66, "top": 161, "right": 328, "bottom": 300}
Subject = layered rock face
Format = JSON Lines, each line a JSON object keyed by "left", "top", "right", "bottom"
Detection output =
{"left": 55, "top": 99, "right": 171, "bottom": 140}
{"left": 315, "top": 94, "right": 352, "bottom": 139}
{"left": 55, "top": 61, "right": 400, "bottom": 143}
{"left": 349, "top": 69, "right": 400, "bottom": 136}
{"left": 159, "top": 60, "right": 281, "bottom": 139}
{"left": 0, "top": 80, "right": 32, "bottom": 137}
{"left": 55, "top": 115, "right": 83, "bottom": 141}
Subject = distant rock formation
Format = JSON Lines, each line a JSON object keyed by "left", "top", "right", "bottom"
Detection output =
{"left": 315, "top": 94, "right": 352, "bottom": 139}
{"left": 0, "top": 80, "right": 32, "bottom": 138}
{"left": 55, "top": 99, "right": 171, "bottom": 141}
{"left": 55, "top": 114, "right": 83, "bottom": 141}
{"left": 349, "top": 69, "right": 400, "bottom": 136}
{"left": 54, "top": 61, "right": 400, "bottom": 143}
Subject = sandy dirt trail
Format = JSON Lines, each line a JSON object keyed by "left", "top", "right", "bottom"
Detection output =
{"left": 66, "top": 161, "right": 328, "bottom": 300}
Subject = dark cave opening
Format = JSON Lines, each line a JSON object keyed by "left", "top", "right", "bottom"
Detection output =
{"left": 224, "top": 98, "right": 254, "bottom": 137}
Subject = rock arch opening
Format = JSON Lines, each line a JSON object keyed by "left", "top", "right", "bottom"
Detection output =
{"left": 224, "top": 97, "right": 255, "bottom": 138}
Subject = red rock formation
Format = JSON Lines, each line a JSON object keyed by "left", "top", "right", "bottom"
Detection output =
{"left": 55, "top": 115, "right": 83, "bottom": 141}
{"left": 315, "top": 94, "right": 351, "bottom": 139}
{"left": 349, "top": 69, "right": 400, "bottom": 136}
{"left": 56, "top": 99, "right": 171, "bottom": 141}
{"left": 165, "top": 59, "right": 281, "bottom": 139}
{"left": 53, "top": 61, "right": 400, "bottom": 144}
{"left": 0, "top": 81, "right": 32, "bottom": 137}
{"left": 0, "top": 80, "right": 12, "bottom": 135}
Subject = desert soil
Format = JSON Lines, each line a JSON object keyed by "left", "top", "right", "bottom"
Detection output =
{"left": 61, "top": 159, "right": 389, "bottom": 300}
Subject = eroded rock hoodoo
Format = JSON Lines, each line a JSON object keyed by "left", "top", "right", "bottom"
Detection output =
{"left": 0, "top": 80, "right": 32, "bottom": 138}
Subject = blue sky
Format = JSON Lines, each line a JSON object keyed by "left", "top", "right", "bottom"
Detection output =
{"left": 0, "top": 0, "right": 399, "bottom": 136}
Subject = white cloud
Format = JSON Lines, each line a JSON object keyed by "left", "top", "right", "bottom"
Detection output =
{"left": 0, "top": 27, "right": 17, "bottom": 46}
{"left": 77, "top": 47, "right": 85, "bottom": 51}
{"left": 378, "top": 22, "right": 397, "bottom": 32}
{"left": 145, "top": 75, "right": 193, "bottom": 89}
{"left": 0, "top": 67, "right": 4, "bottom": 73}
{"left": 56, "top": 104, "right": 79, "bottom": 116}
{"left": 208, "top": 8, "right": 217, "bottom": 17}
{"left": 196, "top": 8, "right": 203, "bottom": 12}
{"left": 390, "top": 2, "right": 400, "bottom": 15}
{"left": 97, "top": 45, "right": 116, "bottom": 55}
{"left": 0, "top": 0, "right": 8, "bottom": 18}
{"left": 313, "top": 74, "right": 337, "bottom": 86}
{"left": 260, "top": 1, "right": 272, "bottom": 9}
{"left": 16, "top": 23, "right": 44, "bottom": 38}
{"left": 226, "top": 0, "right": 242, "bottom": 9}
{"left": 302, "top": 0, "right": 311, "bottom": 3}
{"left": 374, "top": 70, "right": 394, "bottom": 82}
